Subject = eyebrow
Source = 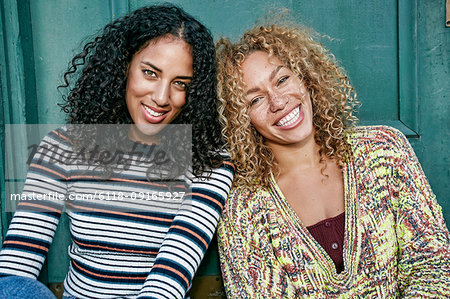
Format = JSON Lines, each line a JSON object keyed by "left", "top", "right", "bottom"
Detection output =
{"left": 269, "top": 65, "right": 284, "bottom": 81}
{"left": 142, "top": 61, "right": 162, "bottom": 73}
{"left": 141, "top": 61, "right": 192, "bottom": 80}
{"left": 246, "top": 65, "right": 284, "bottom": 95}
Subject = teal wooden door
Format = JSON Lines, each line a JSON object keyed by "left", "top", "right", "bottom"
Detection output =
{"left": 1, "top": 0, "right": 449, "bottom": 295}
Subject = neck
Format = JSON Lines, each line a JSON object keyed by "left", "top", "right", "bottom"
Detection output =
{"left": 128, "top": 125, "right": 160, "bottom": 145}
{"left": 268, "top": 133, "right": 321, "bottom": 175}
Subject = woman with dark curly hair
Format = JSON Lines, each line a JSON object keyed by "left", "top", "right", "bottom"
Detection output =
{"left": 216, "top": 24, "right": 449, "bottom": 297}
{"left": 0, "top": 4, "right": 233, "bottom": 299}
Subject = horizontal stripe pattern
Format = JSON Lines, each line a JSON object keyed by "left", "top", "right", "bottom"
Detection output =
{"left": 0, "top": 127, "right": 234, "bottom": 298}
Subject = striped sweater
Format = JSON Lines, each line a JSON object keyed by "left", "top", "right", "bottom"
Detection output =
{"left": 0, "top": 128, "right": 234, "bottom": 298}
{"left": 218, "top": 126, "right": 450, "bottom": 298}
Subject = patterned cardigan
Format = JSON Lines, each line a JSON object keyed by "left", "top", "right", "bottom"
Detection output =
{"left": 218, "top": 126, "right": 450, "bottom": 298}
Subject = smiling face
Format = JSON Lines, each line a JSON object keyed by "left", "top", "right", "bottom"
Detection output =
{"left": 126, "top": 35, "right": 193, "bottom": 140}
{"left": 242, "top": 51, "right": 314, "bottom": 148}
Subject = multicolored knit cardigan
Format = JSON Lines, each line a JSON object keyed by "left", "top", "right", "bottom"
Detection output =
{"left": 218, "top": 126, "right": 450, "bottom": 298}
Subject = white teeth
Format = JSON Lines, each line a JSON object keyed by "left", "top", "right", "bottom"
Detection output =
{"left": 276, "top": 106, "right": 300, "bottom": 127}
{"left": 143, "top": 105, "right": 164, "bottom": 117}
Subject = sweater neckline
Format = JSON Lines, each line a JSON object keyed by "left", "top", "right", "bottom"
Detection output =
{"left": 306, "top": 211, "right": 345, "bottom": 230}
{"left": 267, "top": 158, "right": 361, "bottom": 289}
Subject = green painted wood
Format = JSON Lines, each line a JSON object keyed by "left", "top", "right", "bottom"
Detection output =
{"left": 399, "top": 0, "right": 419, "bottom": 132}
{"left": 46, "top": 214, "right": 71, "bottom": 283}
{"left": 413, "top": 0, "right": 449, "bottom": 226}
{"left": 17, "top": 0, "right": 38, "bottom": 124}
{"left": 130, "top": 0, "right": 293, "bottom": 40}
{"left": 4, "top": 0, "right": 42, "bottom": 220}
{"left": 0, "top": 3, "right": 5, "bottom": 246}
{"left": 1, "top": 0, "right": 27, "bottom": 125}
{"left": 29, "top": 0, "right": 118, "bottom": 124}
{"left": 1, "top": 0, "right": 29, "bottom": 244}
{"left": 1, "top": 1, "right": 41, "bottom": 222}
{"left": 109, "top": 0, "right": 130, "bottom": 20}
{"left": 291, "top": 0, "right": 399, "bottom": 122}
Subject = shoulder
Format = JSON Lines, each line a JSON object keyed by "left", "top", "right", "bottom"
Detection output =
{"left": 192, "top": 153, "right": 235, "bottom": 183}
{"left": 32, "top": 126, "right": 74, "bottom": 156}
{"left": 37, "top": 126, "right": 85, "bottom": 155}
{"left": 347, "top": 125, "right": 410, "bottom": 161}
{"left": 189, "top": 154, "right": 235, "bottom": 207}
{"left": 27, "top": 126, "right": 74, "bottom": 178}
{"left": 40, "top": 126, "right": 70, "bottom": 144}
{"left": 216, "top": 153, "right": 235, "bottom": 176}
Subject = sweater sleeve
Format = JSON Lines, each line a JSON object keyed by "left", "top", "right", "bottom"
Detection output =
{"left": 137, "top": 160, "right": 234, "bottom": 299}
{"left": 0, "top": 129, "right": 68, "bottom": 279}
{"left": 388, "top": 128, "right": 450, "bottom": 297}
{"left": 217, "top": 187, "right": 296, "bottom": 298}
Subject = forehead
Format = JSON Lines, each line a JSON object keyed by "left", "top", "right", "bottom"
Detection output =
{"left": 241, "top": 51, "right": 286, "bottom": 85}
{"left": 132, "top": 35, "right": 193, "bottom": 71}
{"left": 242, "top": 51, "right": 284, "bottom": 71}
{"left": 152, "top": 34, "right": 191, "bottom": 50}
{"left": 139, "top": 36, "right": 191, "bottom": 56}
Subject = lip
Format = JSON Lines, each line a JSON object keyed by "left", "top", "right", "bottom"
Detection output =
{"left": 141, "top": 103, "right": 168, "bottom": 124}
{"left": 273, "top": 105, "right": 304, "bottom": 130}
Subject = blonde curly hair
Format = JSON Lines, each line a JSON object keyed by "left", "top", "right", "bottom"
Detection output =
{"left": 216, "top": 24, "right": 359, "bottom": 188}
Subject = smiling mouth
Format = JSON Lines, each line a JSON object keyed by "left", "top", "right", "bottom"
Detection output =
{"left": 143, "top": 104, "right": 167, "bottom": 117}
{"left": 276, "top": 106, "right": 301, "bottom": 127}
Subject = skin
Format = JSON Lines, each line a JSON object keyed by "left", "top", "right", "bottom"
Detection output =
{"left": 243, "top": 51, "right": 314, "bottom": 148}
{"left": 126, "top": 34, "right": 193, "bottom": 143}
{"left": 242, "top": 51, "right": 344, "bottom": 226}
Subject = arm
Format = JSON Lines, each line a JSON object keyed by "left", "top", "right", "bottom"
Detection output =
{"left": 217, "top": 187, "right": 295, "bottom": 298}
{"left": 137, "top": 160, "right": 234, "bottom": 299}
{"left": 0, "top": 130, "right": 68, "bottom": 279}
{"left": 388, "top": 128, "right": 450, "bottom": 297}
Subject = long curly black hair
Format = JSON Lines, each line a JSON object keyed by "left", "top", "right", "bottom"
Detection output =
{"left": 59, "top": 4, "right": 224, "bottom": 175}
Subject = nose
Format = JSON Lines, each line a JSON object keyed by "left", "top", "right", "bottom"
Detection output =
{"left": 268, "top": 91, "right": 288, "bottom": 112}
{"left": 152, "top": 81, "right": 170, "bottom": 106}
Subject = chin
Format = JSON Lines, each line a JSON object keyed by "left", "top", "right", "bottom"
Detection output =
{"left": 131, "top": 123, "right": 166, "bottom": 138}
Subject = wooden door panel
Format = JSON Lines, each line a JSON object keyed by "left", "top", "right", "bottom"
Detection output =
{"left": 292, "top": 1, "right": 399, "bottom": 122}
{"left": 30, "top": 0, "right": 115, "bottom": 123}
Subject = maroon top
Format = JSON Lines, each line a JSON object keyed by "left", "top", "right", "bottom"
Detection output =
{"left": 306, "top": 212, "right": 345, "bottom": 273}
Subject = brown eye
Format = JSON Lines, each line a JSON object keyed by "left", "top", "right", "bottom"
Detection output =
{"left": 174, "top": 81, "right": 188, "bottom": 90}
{"left": 143, "top": 69, "right": 157, "bottom": 78}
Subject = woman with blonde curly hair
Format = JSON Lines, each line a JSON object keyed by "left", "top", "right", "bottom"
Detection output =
{"left": 216, "top": 23, "right": 450, "bottom": 297}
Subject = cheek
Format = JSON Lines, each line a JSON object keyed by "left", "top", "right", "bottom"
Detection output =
{"left": 126, "top": 71, "right": 151, "bottom": 98}
{"left": 299, "top": 86, "right": 310, "bottom": 101}
{"left": 125, "top": 88, "right": 132, "bottom": 107}
{"left": 125, "top": 89, "right": 138, "bottom": 113}
{"left": 172, "top": 93, "right": 187, "bottom": 108}
{"left": 128, "top": 82, "right": 148, "bottom": 98}
{"left": 125, "top": 82, "right": 140, "bottom": 103}
{"left": 304, "top": 95, "right": 313, "bottom": 112}
{"left": 248, "top": 111, "right": 265, "bottom": 132}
